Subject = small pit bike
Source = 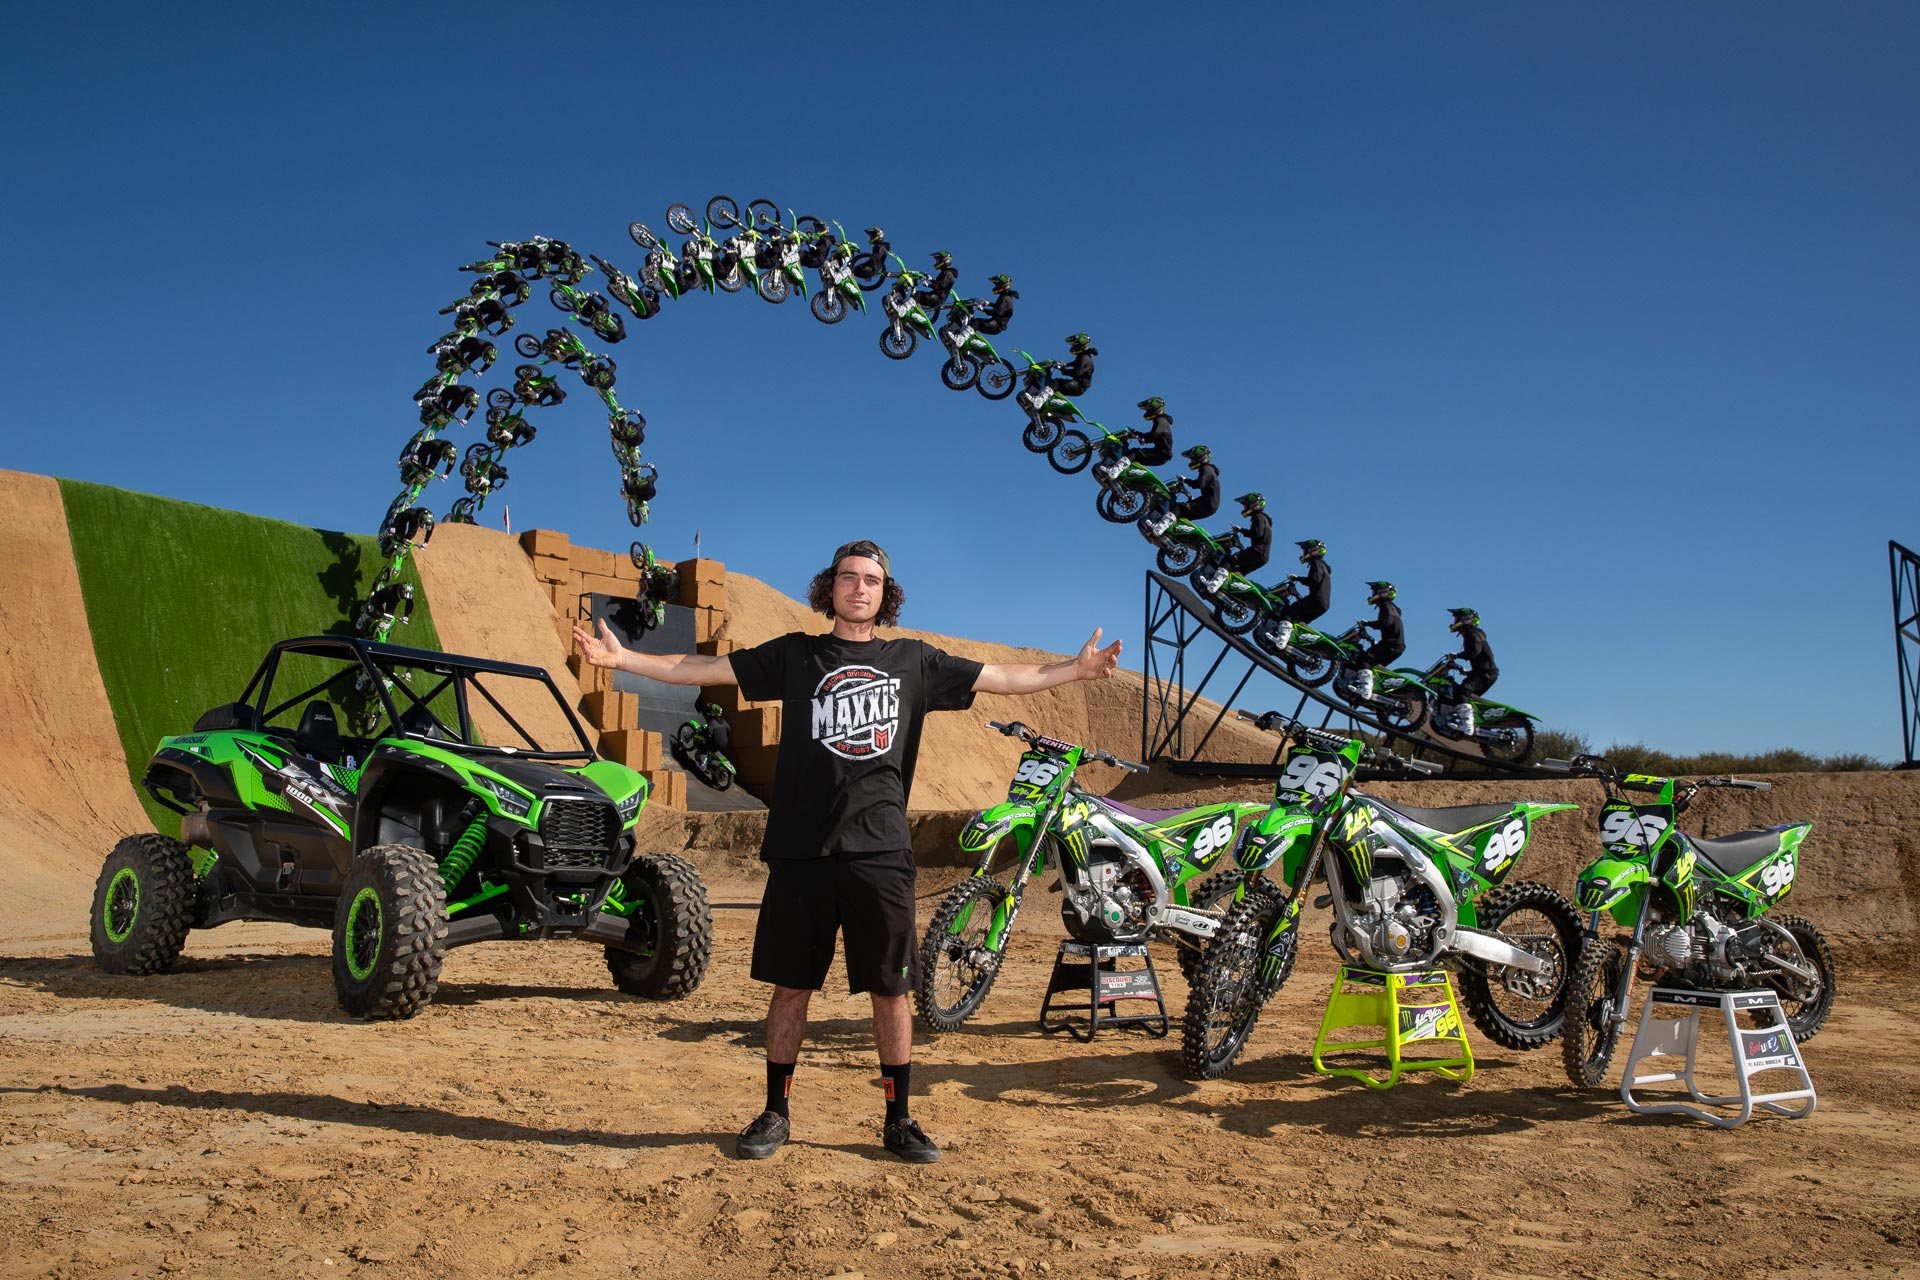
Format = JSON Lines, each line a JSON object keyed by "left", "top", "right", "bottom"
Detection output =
{"left": 917, "top": 721, "right": 1268, "bottom": 1031}
{"left": 1544, "top": 755, "right": 1836, "bottom": 1087}
{"left": 1182, "top": 712, "right": 1582, "bottom": 1078}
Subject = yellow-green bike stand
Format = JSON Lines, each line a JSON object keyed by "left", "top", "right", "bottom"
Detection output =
{"left": 1312, "top": 966, "right": 1475, "bottom": 1089}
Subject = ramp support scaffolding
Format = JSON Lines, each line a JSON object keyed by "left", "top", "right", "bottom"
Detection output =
{"left": 1892, "top": 540, "right": 1920, "bottom": 768}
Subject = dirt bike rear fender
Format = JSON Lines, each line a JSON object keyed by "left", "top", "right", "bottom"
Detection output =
{"left": 1699, "top": 823, "right": 1811, "bottom": 919}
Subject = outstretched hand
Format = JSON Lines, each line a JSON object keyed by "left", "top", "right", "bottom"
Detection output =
{"left": 1076, "top": 627, "right": 1123, "bottom": 681}
{"left": 573, "top": 618, "right": 627, "bottom": 670}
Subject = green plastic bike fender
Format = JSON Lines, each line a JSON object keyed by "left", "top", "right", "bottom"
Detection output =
{"left": 1575, "top": 855, "right": 1650, "bottom": 918}
{"left": 957, "top": 803, "right": 1037, "bottom": 854}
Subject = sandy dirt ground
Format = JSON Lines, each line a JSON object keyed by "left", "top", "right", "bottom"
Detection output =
{"left": 3, "top": 864, "right": 1916, "bottom": 1280}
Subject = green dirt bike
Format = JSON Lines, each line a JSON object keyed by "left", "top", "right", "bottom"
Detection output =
{"left": 916, "top": 721, "right": 1268, "bottom": 1032}
{"left": 1013, "top": 351, "right": 1089, "bottom": 452}
{"left": 878, "top": 258, "right": 939, "bottom": 359}
{"left": 811, "top": 236, "right": 867, "bottom": 325}
{"left": 1543, "top": 755, "right": 1837, "bottom": 1088}
{"left": 936, "top": 297, "right": 1018, "bottom": 399}
{"left": 1192, "top": 543, "right": 1292, "bottom": 633}
{"left": 590, "top": 253, "right": 662, "bottom": 321}
{"left": 626, "top": 222, "right": 685, "bottom": 302}
{"left": 1182, "top": 712, "right": 1583, "bottom": 1078}
{"left": 1145, "top": 514, "right": 1237, "bottom": 583}
{"left": 1045, "top": 426, "right": 1180, "bottom": 525}
{"left": 669, "top": 713, "right": 737, "bottom": 792}
{"left": 1401, "top": 656, "right": 1544, "bottom": 764}
{"left": 752, "top": 223, "right": 809, "bottom": 304}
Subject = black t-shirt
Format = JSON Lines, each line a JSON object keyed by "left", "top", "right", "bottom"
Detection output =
{"left": 731, "top": 632, "right": 984, "bottom": 859}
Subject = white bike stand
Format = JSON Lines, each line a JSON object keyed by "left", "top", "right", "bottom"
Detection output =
{"left": 1620, "top": 987, "right": 1816, "bottom": 1129}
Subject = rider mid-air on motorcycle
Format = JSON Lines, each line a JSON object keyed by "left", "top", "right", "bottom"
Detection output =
{"left": 914, "top": 251, "right": 958, "bottom": 317}
{"left": 1050, "top": 333, "right": 1097, "bottom": 398}
{"left": 852, "top": 226, "right": 892, "bottom": 287}
{"left": 1170, "top": 444, "right": 1220, "bottom": 520}
{"left": 1224, "top": 493, "right": 1273, "bottom": 577}
{"left": 1129, "top": 397, "right": 1174, "bottom": 467}
{"left": 1436, "top": 607, "right": 1499, "bottom": 733}
{"left": 696, "top": 702, "right": 731, "bottom": 757}
{"left": 1353, "top": 580, "right": 1406, "bottom": 669}
{"left": 1276, "top": 538, "right": 1330, "bottom": 623}
{"left": 968, "top": 274, "right": 1018, "bottom": 335}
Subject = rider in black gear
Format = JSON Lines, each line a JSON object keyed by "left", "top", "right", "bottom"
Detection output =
{"left": 1443, "top": 608, "right": 1498, "bottom": 703}
{"left": 971, "top": 274, "right": 1017, "bottom": 335}
{"left": 697, "top": 702, "right": 731, "bottom": 756}
{"left": 1170, "top": 445, "right": 1220, "bottom": 520}
{"left": 852, "top": 226, "right": 891, "bottom": 285}
{"left": 915, "top": 251, "right": 958, "bottom": 315}
{"left": 1353, "top": 581, "right": 1405, "bottom": 668}
{"left": 1129, "top": 397, "right": 1174, "bottom": 466}
{"left": 1276, "top": 539, "right": 1331, "bottom": 624}
{"left": 1225, "top": 493, "right": 1272, "bottom": 576}
{"left": 798, "top": 225, "right": 836, "bottom": 270}
{"left": 1051, "top": 333, "right": 1097, "bottom": 397}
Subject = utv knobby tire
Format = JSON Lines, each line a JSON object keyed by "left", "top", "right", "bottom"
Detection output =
{"left": 332, "top": 843, "right": 447, "bottom": 1020}
{"left": 1180, "top": 882, "right": 1288, "bottom": 1079}
{"left": 917, "top": 876, "right": 1012, "bottom": 1032}
{"left": 1763, "top": 912, "right": 1836, "bottom": 1043}
{"left": 604, "top": 851, "right": 713, "bottom": 999}
{"left": 1457, "top": 879, "right": 1582, "bottom": 1051}
{"left": 89, "top": 833, "right": 196, "bottom": 975}
{"left": 1561, "top": 934, "right": 1632, "bottom": 1087}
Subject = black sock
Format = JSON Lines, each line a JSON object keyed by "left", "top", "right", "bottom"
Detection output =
{"left": 880, "top": 1062, "right": 910, "bottom": 1125}
{"left": 766, "top": 1061, "right": 795, "bottom": 1119}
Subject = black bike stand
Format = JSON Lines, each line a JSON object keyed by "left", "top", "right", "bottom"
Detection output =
{"left": 1038, "top": 941, "right": 1168, "bottom": 1042}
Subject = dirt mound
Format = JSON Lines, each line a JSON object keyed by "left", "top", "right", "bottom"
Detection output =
{"left": 0, "top": 472, "right": 152, "bottom": 941}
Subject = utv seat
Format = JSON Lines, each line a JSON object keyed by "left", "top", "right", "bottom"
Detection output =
{"left": 1362, "top": 797, "right": 1515, "bottom": 836}
{"left": 1687, "top": 827, "right": 1792, "bottom": 877}
{"left": 297, "top": 701, "right": 344, "bottom": 764}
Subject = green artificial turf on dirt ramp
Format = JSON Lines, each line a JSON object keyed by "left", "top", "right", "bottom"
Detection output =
{"left": 57, "top": 478, "right": 440, "bottom": 836}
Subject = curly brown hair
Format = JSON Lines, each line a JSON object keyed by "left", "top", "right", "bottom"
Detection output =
{"left": 807, "top": 558, "right": 906, "bottom": 626}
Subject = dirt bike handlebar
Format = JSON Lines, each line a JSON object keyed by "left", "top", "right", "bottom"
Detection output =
{"left": 986, "top": 721, "right": 1145, "bottom": 772}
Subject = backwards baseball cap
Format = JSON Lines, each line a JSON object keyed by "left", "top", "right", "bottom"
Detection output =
{"left": 831, "top": 539, "right": 891, "bottom": 577}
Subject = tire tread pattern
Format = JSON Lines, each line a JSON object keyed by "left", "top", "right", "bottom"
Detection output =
{"left": 605, "top": 851, "right": 714, "bottom": 999}
{"left": 332, "top": 843, "right": 447, "bottom": 1020}
{"left": 89, "top": 833, "right": 196, "bottom": 975}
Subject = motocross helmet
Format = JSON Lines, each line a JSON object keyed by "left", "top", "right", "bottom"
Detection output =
{"left": 1449, "top": 607, "right": 1480, "bottom": 632}
{"left": 989, "top": 273, "right": 1013, "bottom": 293}
{"left": 702, "top": 702, "right": 723, "bottom": 719}
{"left": 1182, "top": 444, "right": 1211, "bottom": 469}
{"left": 1366, "top": 580, "right": 1396, "bottom": 604}
{"left": 864, "top": 226, "right": 885, "bottom": 241}
{"left": 1066, "top": 333, "right": 1094, "bottom": 353}
{"left": 1237, "top": 492, "right": 1266, "bottom": 515}
{"left": 931, "top": 250, "right": 952, "bottom": 266}
{"left": 1138, "top": 396, "right": 1165, "bottom": 414}
{"left": 1296, "top": 538, "right": 1325, "bottom": 561}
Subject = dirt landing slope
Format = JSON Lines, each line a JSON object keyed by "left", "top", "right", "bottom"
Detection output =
{"left": 722, "top": 571, "right": 1275, "bottom": 811}
{"left": 411, "top": 522, "right": 586, "bottom": 753}
{"left": 0, "top": 472, "right": 151, "bottom": 938}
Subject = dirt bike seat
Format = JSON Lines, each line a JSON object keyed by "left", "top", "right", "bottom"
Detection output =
{"left": 1686, "top": 827, "right": 1793, "bottom": 876}
{"left": 1098, "top": 797, "right": 1202, "bottom": 825}
{"left": 1363, "top": 798, "right": 1515, "bottom": 835}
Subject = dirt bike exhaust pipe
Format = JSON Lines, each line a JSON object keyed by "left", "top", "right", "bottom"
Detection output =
{"left": 1452, "top": 927, "right": 1547, "bottom": 973}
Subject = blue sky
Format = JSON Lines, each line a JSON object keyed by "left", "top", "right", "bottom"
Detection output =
{"left": 4, "top": 3, "right": 1915, "bottom": 759}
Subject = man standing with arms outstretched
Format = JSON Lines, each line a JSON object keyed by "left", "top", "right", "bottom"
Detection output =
{"left": 574, "top": 539, "right": 1122, "bottom": 1163}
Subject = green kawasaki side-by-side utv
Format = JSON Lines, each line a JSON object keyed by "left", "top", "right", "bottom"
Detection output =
{"left": 89, "top": 635, "right": 712, "bottom": 1018}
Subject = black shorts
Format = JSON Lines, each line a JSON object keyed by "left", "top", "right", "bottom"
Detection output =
{"left": 751, "top": 850, "right": 918, "bottom": 996}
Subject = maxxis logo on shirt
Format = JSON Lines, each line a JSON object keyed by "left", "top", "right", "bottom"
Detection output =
{"left": 810, "top": 664, "right": 901, "bottom": 760}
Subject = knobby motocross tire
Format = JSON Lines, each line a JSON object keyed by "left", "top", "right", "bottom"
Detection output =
{"left": 1284, "top": 646, "right": 1337, "bottom": 688}
{"left": 1171, "top": 871, "right": 1245, "bottom": 989}
{"left": 1096, "top": 487, "right": 1149, "bottom": 524}
{"left": 1021, "top": 420, "right": 1062, "bottom": 453}
{"left": 1561, "top": 935, "right": 1632, "bottom": 1087}
{"left": 705, "top": 195, "right": 741, "bottom": 229}
{"left": 879, "top": 326, "right": 916, "bottom": 360}
{"left": 976, "top": 359, "right": 1017, "bottom": 401}
{"left": 1155, "top": 541, "right": 1201, "bottom": 576}
{"left": 332, "top": 843, "right": 448, "bottom": 1020}
{"left": 746, "top": 198, "right": 779, "bottom": 230}
{"left": 605, "top": 852, "right": 714, "bottom": 999}
{"left": 1457, "top": 879, "right": 1582, "bottom": 1051}
{"left": 1763, "top": 913, "right": 1836, "bottom": 1042}
{"left": 756, "top": 270, "right": 788, "bottom": 304}
{"left": 917, "top": 875, "right": 1012, "bottom": 1032}
{"left": 629, "top": 221, "right": 658, "bottom": 249}
{"left": 811, "top": 289, "right": 847, "bottom": 325}
{"left": 1376, "top": 690, "right": 1430, "bottom": 734}
{"left": 1048, "top": 429, "right": 1092, "bottom": 475}
{"left": 1481, "top": 715, "right": 1537, "bottom": 764}
{"left": 1180, "top": 881, "right": 1288, "bottom": 1079}
{"left": 940, "top": 356, "right": 979, "bottom": 391}
{"left": 89, "top": 833, "right": 197, "bottom": 975}
{"left": 1212, "top": 596, "right": 1260, "bottom": 636}
{"left": 715, "top": 267, "right": 745, "bottom": 294}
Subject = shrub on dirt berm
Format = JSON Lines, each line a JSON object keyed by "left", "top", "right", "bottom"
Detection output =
{"left": 57, "top": 478, "right": 439, "bottom": 836}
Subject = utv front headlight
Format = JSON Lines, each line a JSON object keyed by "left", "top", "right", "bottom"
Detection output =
{"left": 477, "top": 775, "right": 534, "bottom": 820}
{"left": 616, "top": 788, "right": 644, "bottom": 825}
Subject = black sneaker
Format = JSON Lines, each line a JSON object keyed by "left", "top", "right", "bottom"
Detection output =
{"left": 882, "top": 1117, "right": 941, "bottom": 1164}
{"left": 736, "top": 1110, "right": 790, "bottom": 1160}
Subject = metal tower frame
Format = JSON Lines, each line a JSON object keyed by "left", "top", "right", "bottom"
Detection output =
{"left": 1891, "top": 541, "right": 1920, "bottom": 768}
